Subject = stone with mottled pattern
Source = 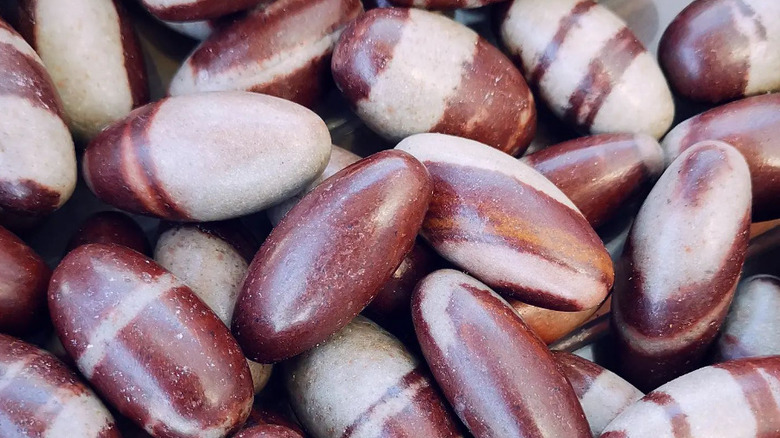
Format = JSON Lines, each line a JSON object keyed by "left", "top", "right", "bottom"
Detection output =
{"left": 49, "top": 244, "right": 254, "bottom": 438}
{"left": 83, "top": 91, "right": 332, "bottom": 222}
{"left": 284, "top": 316, "right": 463, "bottom": 438}
{"left": 0, "top": 226, "right": 50, "bottom": 335}
{"left": 170, "top": 0, "right": 363, "bottom": 108}
{"left": 232, "top": 150, "right": 432, "bottom": 363}
{"left": 0, "top": 18, "right": 76, "bottom": 216}
{"left": 67, "top": 211, "right": 150, "bottom": 255}
{"left": 553, "top": 351, "right": 643, "bottom": 437}
{"left": 659, "top": 0, "right": 780, "bottom": 103}
{"left": 662, "top": 93, "right": 780, "bottom": 221}
{"left": 600, "top": 357, "right": 780, "bottom": 437}
{"left": 523, "top": 133, "right": 664, "bottom": 228}
{"left": 0, "top": 334, "right": 120, "bottom": 438}
{"left": 412, "top": 269, "right": 590, "bottom": 437}
{"left": 154, "top": 220, "right": 272, "bottom": 393}
{"left": 19, "top": 0, "right": 149, "bottom": 141}
{"left": 612, "top": 141, "right": 752, "bottom": 391}
{"left": 500, "top": 0, "right": 674, "bottom": 138}
{"left": 397, "top": 133, "right": 613, "bottom": 311}
{"left": 332, "top": 8, "right": 536, "bottom": 156}
{"left": 716, "top": 275, "right": 780, "bottom": 361}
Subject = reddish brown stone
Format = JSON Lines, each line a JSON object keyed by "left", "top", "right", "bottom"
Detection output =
{"left": 0, "top": 334, "right": 120, "bottom": 437}
{"left": 412, "top": 269, "right": 590, "bottom": 437}
{"left": 235, "top": 425, "right": 305, "bottom": 438}
{"left": 0, "top": 225, "right": 50, "bottom": 335}
{"left": 509, "top": 300, "right": 597, "bottom": 344}
{"left": 662, "top": 93, "right": 780, "bottom": 221}
{"left": 140, "top": 0, "right": 267, "bottom": 21}
{"left": 524, "top": 133, "right": 664, "bottom": 228}
{"left": 49, "top": 244, "right": 254, "bottom": 437}
{"left": 67, "top": 211, "right": 150, "bottom": 255}
{"left": 232, "top": 150, "right": 432, "bottom": 363}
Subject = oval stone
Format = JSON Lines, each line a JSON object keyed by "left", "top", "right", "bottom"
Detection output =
{"left": 716, "top": 274, "right": 780, "bottom": 361}
{"left": 396, "top": 133, "right": 614, "bottom": 311}
{"left": 83, "top": 91, "right": 332, "bottom": 222}
{"left": 232, "top": 149, "right": 432, "bottom": 363}
{"left": 67, "top": 211, "right": 150, "bottom": 255}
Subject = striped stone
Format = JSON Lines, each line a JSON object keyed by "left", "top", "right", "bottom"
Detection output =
{"left": 612, "top": 141, "right": 752, "bottom": 391}
{"left": 284, "top": 316, "right": 462, "bottom": 438}
{"left": 553, "top": 351, "right": 643, "bottom": 437}
{"left": 170, "top": 0, "right": 363, "bottom": 108}
{"left": 500, "top": 0, "right": 674, "bottom": 139}
{"left": 232, "top": 150, "right": 432, "bottom": 363}
{"left": 83, "top": 91, "right": 332, "bottom": 221}
{"left": 0, "top": 334, "right": 120, "bottom": 438}
{"left": 717, "top": 275, "right": 780, "bottom": 361}
{"left": 662, "top": 93, "right": 780, "bottom": 221}
{"left": 385, "top": 0, "right": 503, "bottom": 10}
{"left": 154, "top": 221, "right": 272, "bottom": 393}
{"left": 332, "top": 8, "right": 536, "bottom": 156}
{"left": 20, "top": 0, "right": 149, "bottom": 141}
{"left": 0, "top": 225, "right": 50, "bottom": 335}
{"left": 412, "top": 269, "right": 590, "bottom": 437}
{"left": 49, "top": 244, "right": 254, "bottom": 437}
{"left": 601, "top": 357, "right": 780, "bottom": 437}
{"left": 0, "top": 19, "right": 76, "bottom": 216}
{"left": 140, "top": 0, "right": 266, "bottom": 21}
{"left": 659, "top": 0, "right": 780, "bottom": 103}
{"left": 267, "top": 145, "right": 361, "bottom": 225}
{"left": 523, "top": 133, "right": 664, "bottom": 228}
{"left": 396, "top": 133, "right": 614, "bottom": 311}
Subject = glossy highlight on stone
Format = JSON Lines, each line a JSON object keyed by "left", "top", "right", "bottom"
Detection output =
{"left": 600, "top": 357, "right": 780, "bottom": 438}
{"left": 232, "top": 149, "right": 432, "bottom": 363}
{"left": 662, "top": 93, "right": 780, "bottom": 221}
{"left": 49, "top": 244, "right": 254, "bottom": 437}
{"left": 332, "top": 8, "right": 536, "bottom": 156}
{"left": 284, "top": 316, "right": 463, "bottom": 438}
{"left": 19, "top": 0, "right": 149, "bottom": 141}
{"left": 553, "top": 351, "right": 643, "bottom": 437}
{"left": 659, "top": 0, "right": 780, "bottom": 103}
{"left": 170, "top": 0, "right": 363, "bottom": 108}
{"left": 716, "top": 274, "right": 780, "bottom": 361}
{"left": 154, "top": 220, "right": 271, "bottom": 393}
{"left": 67, "top": 211, "right": 150, "bottom": 255}
{"left": 0, "top": 18, "right": 76, "bottom": 216}
{"left": 523, "top": 133, "right": 664, "bottom": 228}
{"left": 397, "top": 133, "right": 613, "bottom": 311}
{"left": 412, "top": 269, "right": 590, "bottom": 437}
{"left": 612, "top": 141, "right": 752, "bottom": 391}
{"left": 83, "top": 91, "right": 332, "bottom": 221}
{"left": 500, "top": 0, "right": 674, "bottom": 138}
{"left": 0, "top": 334, "right": 120, "bottom": 437}
{"left": 0, "top": 225, "right": 51, "bottom": 335}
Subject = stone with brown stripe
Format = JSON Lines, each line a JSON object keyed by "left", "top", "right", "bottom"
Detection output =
{"left": 232, "top": 150, "right": 432, "bottom": 363}
{"left": 83, "top": 91, "right": 332, "bottom": 221}
{"left": 662, "top": 93, "right": 780, "bottom": 221}
{"left": 49, "top": 244, "right": 254, "bottom": 437}
{"left": 140, "top": 0, "right": 266, "bottom": 21}
{"left": 510, "top": 300, "right": 598, "bottom": 344}
{"left": 500, "top": 0, "right": 674, "bottom": 139}
{"left": 600, "top": 356, "right": 780, "bottom": 437}
{"left": 612, "top": 141, "right": 752, "bottom": 391}
{"left": 0, "top": 226, "right": 50, "bottom": 335}
{"left": 332, "top": 8, "right": 536, "bottom": 156}
{"left": 170, "top": 0, "right": 363, "bottom": 108}
{"left": 659, "top": 0, "right": 780, "bottom": 103}
{"left": 268, "top": 145, "right": 361, "bottom": 225}
{"left": 716, "top": 275, "right": 780, "bottom": 361}
{"left": 19, "top": 0, "right": 149, "bottom": 141}
{"left": 396, "top": 133, "right": 613, "bottom": 311}
{"left": 284, "top": 316, "right": 462, "bottom": 438}
{"left": 0, "top": 334, "right": 120, "bottom": 437}
{"left": 412, "top": 269, "right": 590, "bottom": 437}
{"left": 67, "top": 211, "right": 150, "bottom": 255}
{"left": 553, "top": 351, "right": 643, "bottom": 437}
{"left": 0, "top": 18, "right": 76, "bottom": 217}
{"left": 154, "top": 220, "right": 272, "bottom": 393}
{"left": 523, "top": 133, "right": 664, "bottom": 229}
